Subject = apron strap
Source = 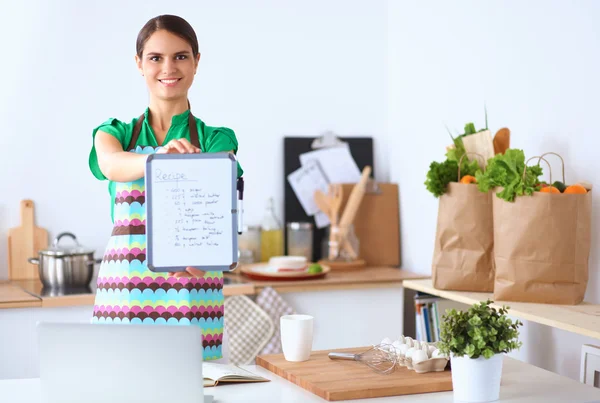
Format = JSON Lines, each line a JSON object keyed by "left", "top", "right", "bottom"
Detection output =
{"left": 126, "top": 114, "right": 145, "bottom": 151}
{"left": 125, "top": 109, "right": 201, "bottom": 151}
{"left": 188, "top": 112, "right": 200, "bottom": 150}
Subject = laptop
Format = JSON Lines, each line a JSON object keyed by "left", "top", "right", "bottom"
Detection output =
{"left": 37, "top": 322, "right": 213, "bottom": 403}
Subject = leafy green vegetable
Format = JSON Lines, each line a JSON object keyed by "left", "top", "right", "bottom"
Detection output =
{"left": 425, "top": 122, "right": 483, "bottom": 198}
{"left": 475, "top": 149, "right": 543, "bottom": 202}
{"left": 438, "top": 300, "right": 523, "bottom": 360}
{"left": 425, "top": 158, "right": 481, "bottom": 198}
{"left": 425, "top": 160, "right": 459, "bottom": 198}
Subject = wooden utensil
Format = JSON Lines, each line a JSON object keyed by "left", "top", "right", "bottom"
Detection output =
{"left": 328, "top": 184, "right": 359, "bottom": 260}
{"left": 314, "top": 190, "right": 358, "bottom": 259}
{"left": 336, "top": 166, "right": 372, "bottom": 246}
{"left": 493, "top": 127, "right": 511, "bottom": 155}
{"left": 8, "top": 200, "right": 48, "bottom": 280}
{"left": 329, "top": 184, "right": 343, "bottom": 227}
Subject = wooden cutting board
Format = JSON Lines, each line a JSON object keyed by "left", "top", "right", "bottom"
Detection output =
{"left": 339, "top": 183, "right": 400, "bottom": 267}
{"left": 256, "top": 347, "right": 452, "bottom": 401}
{"left": 8, "top": 200, "right": 48, "bottom": 280}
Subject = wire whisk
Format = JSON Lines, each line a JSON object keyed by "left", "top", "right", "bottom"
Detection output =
{"left": 328, "top": 343, "right": 397, "bottom": 375}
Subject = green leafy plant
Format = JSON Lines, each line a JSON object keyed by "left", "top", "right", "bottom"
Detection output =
{"left": 438, "top": 300, "right": 523, "bottom": 360}
{"left": 425, "top": 121, "right": 485, "bottom": 198}
{"left": 475, "top": 149, "right": 543, "bottom": 202}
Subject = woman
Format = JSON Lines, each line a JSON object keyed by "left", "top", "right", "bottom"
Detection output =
{"left": 88, "top": 14, "right": 242, "bottom": 362}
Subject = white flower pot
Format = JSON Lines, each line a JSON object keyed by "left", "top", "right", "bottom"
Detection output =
{"left": 450, "top": 353, "right": 503, "bottom": 402}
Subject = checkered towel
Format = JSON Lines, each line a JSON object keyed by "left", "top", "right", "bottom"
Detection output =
{"left": 256, "top": 287, "right": 295, "bottom": 355}
{"left": 224, "top": 295, "right": 275, "bottom": 365}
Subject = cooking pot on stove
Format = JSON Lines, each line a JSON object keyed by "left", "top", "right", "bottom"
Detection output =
{"left": 28, "top": 232, "right": 102, "bottom": 288}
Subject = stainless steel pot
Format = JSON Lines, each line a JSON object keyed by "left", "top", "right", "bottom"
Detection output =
{"left": 28, "top": 232, "right": 102, "bottom": 288}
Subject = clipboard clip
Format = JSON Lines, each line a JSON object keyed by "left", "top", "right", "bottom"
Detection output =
{"left": 311, "top": 131, "right": 346, "bottom": 149}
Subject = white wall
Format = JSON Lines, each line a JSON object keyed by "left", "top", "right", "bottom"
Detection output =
{"left": 0, "top": 0, "right": 388, "bottom": 279}
{"left": 387, "top": 0, "right": 600, "bottom": 380}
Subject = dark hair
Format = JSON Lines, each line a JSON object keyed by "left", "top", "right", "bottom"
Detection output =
{"left": 136, "top": 15, "right": 199, "bottom": 58}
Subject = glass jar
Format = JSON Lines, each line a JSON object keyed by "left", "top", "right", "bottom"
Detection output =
{"left": 286, "top": 222, "right": 314, "bottom": 262}
{"left": 238, "top": 225, "right": 261, "bottom": 263}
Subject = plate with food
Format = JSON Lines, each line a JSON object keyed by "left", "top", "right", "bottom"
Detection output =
{"left": 240, "top": 256, "right": 329, "bottom": 281}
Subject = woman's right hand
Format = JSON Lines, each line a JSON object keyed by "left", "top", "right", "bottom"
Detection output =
{"left": 156, "top": 138, "right": 200, "bottom": 154}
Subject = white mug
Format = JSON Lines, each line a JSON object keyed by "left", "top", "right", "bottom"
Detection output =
{"left": 280, "top": 314, "right": 314, "bottom": 362}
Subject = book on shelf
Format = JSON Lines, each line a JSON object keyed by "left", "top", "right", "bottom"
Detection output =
{"left": 414, "top": 292, "right": 466, "bottom": 343}
{"left": 203, "top": 363, "right": 270, "bottom": 387}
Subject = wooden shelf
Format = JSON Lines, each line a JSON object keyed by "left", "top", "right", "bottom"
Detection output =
{"left": 402, "top": 278, "right": 600, "bottom": 340}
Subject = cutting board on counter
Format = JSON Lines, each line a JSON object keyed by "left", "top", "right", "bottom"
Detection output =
{"left": 8, "top": 200, "right": 48, "bottom": 280}
{"left": 339, "top": 182, "right": 400, "bottom": 267}
{"left": 256, "top": 347, "right": 452, "bottom": 401}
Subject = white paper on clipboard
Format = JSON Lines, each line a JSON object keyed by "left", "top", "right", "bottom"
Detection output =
{"left": 287, "top": 160, "right": 330, "bottom": 216}
{"left": 299, "top": 144, "right": 361, "bottom": 183}
{"left": 314, "top": 211, "right": 330, "bottom": 228}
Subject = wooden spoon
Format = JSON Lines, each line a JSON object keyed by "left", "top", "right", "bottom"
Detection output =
{"left": 329, "top": 184, "right": 343, "bottom": 228}
{"left": 493, "top": 128, "right": 510, "bottom": 155}
{"left": 314, "top": 189, "right": 358, "bottom": 260}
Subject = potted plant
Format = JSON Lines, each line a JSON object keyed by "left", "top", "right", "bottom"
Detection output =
{"left": 438, "top": 300, "right": 523, "bottom": 402}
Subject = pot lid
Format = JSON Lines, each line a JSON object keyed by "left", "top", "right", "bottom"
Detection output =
{"left": 39, "top": 232, "right": 95, "bottom": 256}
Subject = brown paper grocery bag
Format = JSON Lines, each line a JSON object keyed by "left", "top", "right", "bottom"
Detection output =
{"left": 492, "top": 188, "right": 592, "bottom": 304}
{"left": 432, "top": 182, "right": 495, "bottom": 292}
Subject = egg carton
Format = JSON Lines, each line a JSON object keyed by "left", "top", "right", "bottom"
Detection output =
{"left": 379, "top": 336, "right": 450, "bottom": 374}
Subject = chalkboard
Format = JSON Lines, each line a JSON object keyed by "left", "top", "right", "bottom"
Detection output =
{"left": 145, "top": 153, "right": 239, "bottom": 272}
{"left": 284, "top": 137, "right": 374, "bottom": 261}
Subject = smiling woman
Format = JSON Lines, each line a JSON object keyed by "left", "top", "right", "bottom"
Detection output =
{"left": 87, "top": 14, "right": 243, "bottom": 362}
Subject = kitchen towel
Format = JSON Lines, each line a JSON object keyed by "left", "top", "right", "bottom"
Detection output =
{"left": 224, "top": 295, "right": 275, "bottom": 365}
{"left": 256, "top": 287, "right": 295, "bottom": 355}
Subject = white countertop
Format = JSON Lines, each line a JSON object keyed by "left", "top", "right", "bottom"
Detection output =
{"left": 3, "top": 357, "right": 600, "bottom": 402}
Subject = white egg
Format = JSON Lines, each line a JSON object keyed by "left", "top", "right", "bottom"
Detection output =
{"left": 405, "top": 347, "right": 416, "bottom": 359}
{"left": 391, "top": 340, "right": 404, "bottom": 353}
{"left": 428, "top": 345, "right": 437, "bottom": 357}
{"left": 398, "top": 344, "right": 410, "bottom": 355}
{"left": 412, "top": 349, "right": 429, "bottom": 364}
{"left": 432, "top": 349, "right": 448, "bottom": 359}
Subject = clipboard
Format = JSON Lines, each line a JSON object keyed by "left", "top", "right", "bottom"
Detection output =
{"left": 145, "top": 152, "right": 240, "bottom": 272}
{"left": 284, "top": 132, "right": 374, "bottom": 261}
{"left": 338, "top": 181, "right": 401, "bottom": 267}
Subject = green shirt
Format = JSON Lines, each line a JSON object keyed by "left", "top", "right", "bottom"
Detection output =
{"left": 88, "top": 107, "right": 244, "bottom": 222}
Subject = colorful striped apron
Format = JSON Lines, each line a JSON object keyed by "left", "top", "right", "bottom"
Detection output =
{"left": 92, "top": 112, "right": 224, "bottom": 361}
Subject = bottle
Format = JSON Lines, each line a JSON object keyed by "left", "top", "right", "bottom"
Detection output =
{"left": 260, "top": 197, "right": 284, "bottom": 262}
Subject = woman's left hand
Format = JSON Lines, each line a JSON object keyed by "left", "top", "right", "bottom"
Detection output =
{"left": 169, "top": 267, "right": 206, "bottom": 278}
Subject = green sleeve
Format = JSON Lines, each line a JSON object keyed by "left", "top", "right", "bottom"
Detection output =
{"left": 88, "top": 118, "right": 128, "bottom": 180}
{"left": 205, "top": 127, "right": 244, "bottom": 178}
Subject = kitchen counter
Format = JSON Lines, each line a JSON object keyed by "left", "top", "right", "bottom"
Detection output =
{"left": 0, "top": 266, "right": 425, "bottom": 309}
{"left": 0, "top": 283, "right": 40, "bottom": 309}
{"left": 2, "top": 277, "right": 255, "bottom": 309}
{"left": 2, "top": 356, "right": 600, "bottom": 402}
{"left": 226, "top": 266, "right": 427, "bottom": 294}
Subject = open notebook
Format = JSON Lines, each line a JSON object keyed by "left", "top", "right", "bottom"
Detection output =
{"left": 203, "top": 363, "right": 270, "bottom": 387}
